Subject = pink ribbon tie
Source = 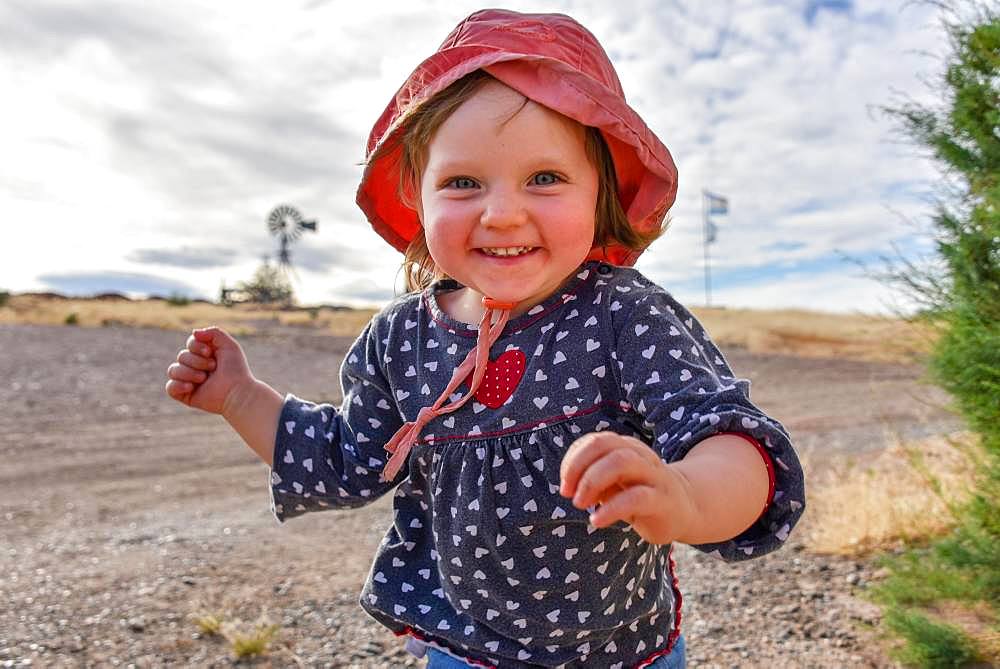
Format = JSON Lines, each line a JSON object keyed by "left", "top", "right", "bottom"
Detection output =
{"left": 379, "top": 298, "right": 513, "bottom": 482}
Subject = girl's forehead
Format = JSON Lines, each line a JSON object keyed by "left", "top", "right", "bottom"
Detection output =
{"left": 464, "top": 79, "right": 528, "bottom": 114}
{"left": 434, "top": 80, "right": 585, "bottom": 144}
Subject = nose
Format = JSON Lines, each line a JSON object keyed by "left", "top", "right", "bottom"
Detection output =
{"left": 479, "top": 190, "right": 527, "bottom": 230}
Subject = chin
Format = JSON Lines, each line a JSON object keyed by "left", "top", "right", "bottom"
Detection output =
{"left": 480, "top": 288, "right": 529, "bottom": 304}
{"left": 478, "top": 281, "right": 547, "bottom": 307}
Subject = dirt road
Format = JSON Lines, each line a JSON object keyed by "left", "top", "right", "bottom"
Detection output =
{"left": 0, "top": 324, "right": 959, "bottom": 667}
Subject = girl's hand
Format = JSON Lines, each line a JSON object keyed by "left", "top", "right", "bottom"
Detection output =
{"left": 165, "top": 327, "right": 255, "bottom": 415}
{"left": 559, "top": 432, "right": 697, "bottom": 545}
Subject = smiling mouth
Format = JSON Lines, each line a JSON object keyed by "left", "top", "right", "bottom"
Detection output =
{"left": 478, "top": 246, "right": 537, "bottom": 257}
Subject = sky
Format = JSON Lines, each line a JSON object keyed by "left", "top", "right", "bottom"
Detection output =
{"left": 0, "top": 0, "right": 951, "bottom": 314}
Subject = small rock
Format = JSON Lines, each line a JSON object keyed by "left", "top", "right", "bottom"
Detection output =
{"left": 774, "top": 603, "right": 800, "bottom": 615}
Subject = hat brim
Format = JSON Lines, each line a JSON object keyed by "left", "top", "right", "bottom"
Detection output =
{"left": 356, "top": 47, "right": 677, "bottom": 267}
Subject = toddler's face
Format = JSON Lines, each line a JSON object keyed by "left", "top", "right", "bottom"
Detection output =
{"left": 418, "top": 80, "right": 598, "bottom": 311}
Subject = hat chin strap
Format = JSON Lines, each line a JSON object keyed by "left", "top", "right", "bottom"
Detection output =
{"left": 380, "top": 296, "right": 515, "bottom": 482}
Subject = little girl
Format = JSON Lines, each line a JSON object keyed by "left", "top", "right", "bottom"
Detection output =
{"left": 166, "top": 9, "right": 805, "bottom": 668}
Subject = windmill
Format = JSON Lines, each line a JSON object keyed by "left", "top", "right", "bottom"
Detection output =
{"left": 266, "top": 204, "right": 318, "bottom": 278}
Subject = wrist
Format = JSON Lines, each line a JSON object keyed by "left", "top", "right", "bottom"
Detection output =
{"left": 222, "top": 377, "right": 268, "bottom": 422}
{"left": 221, "top": 378, "right": 284, "bottom": 467}
{"left": 662, "top": 462, "right": 702, "bottom": 544}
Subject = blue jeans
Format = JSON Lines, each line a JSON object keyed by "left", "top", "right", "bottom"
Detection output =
{"left": 425, "top": 634, "right": 686, "bottom": 668}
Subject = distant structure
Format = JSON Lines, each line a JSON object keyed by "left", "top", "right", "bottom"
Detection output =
{"left": 701, "top": 190, "right": 728, "bottom": 308}
{"left": 219, "top": 205, "right": 319, "bottom": 306}
{"left": 267, "top": 204, "right": 318, "bottom": 276}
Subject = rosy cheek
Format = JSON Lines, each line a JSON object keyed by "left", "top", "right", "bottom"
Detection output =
{"left": 426, "top": 201, "right": 473, "bottom": 230}
{"left": 539, "top": 202, "right": 595, "bottom": 235}
{"left": 424, "top": 212, "right": 468, "bottom": 261}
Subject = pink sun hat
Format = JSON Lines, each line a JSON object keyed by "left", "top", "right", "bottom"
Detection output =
{"left": 356, "top": 8, "right": 679, "bottom": 267}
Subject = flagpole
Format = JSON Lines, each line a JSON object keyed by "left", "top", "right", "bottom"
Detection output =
{"left": 702, "top": 190, "right": 712, "bottom": 308}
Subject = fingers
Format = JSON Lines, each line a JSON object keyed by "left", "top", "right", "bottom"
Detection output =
{"left": 185, "top": 334, "right": 215, "bottom": 358}
{"left": 588, "top": 484, "right": 657, "bottom": 528}
{"left": 177, "top": 349, "right": 216, "bottom": 372}
{"left": 165, "top": 378, "right": 193, "bottom": 402}
{"left": 560, "top": 433, "right": 613, "bottom": 497}
{"left": 166, "top": 326, "right": 233, "bottom": 406}
{"left": 569, "top": 447, "right": 653, "bottom": 509}
{"left": 167, "top": 361, "right": 208, "bottom": 385}
{"left": 191, "top": 326, "right": 238, "bottom": 351}
{"left": 559, "top": 432, "right": 657, "bottom": 500}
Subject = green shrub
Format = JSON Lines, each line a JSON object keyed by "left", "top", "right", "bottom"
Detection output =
{"left": 885, "top": 608, "right": 980, "bottom": 668}
{"left": 873, "top": 3, "right": 1000, "bottom": 663}
{"left": 64, "top": 313, "right": 78, "bottom": 325}
{"left": 167, "top": 293, "right": 191, "bottom": 307}
{"left": 236, "top": 262, "right": 294, "bottom": 305}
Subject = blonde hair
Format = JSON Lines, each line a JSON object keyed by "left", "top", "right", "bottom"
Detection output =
{"left": 383, "top": 70, "right": 665, "bottom": 292}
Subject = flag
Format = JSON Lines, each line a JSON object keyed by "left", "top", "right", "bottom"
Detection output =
{"left": 704, "top": 191, "right": 728, "bottom": 215}
{"left": 705, "top": 220, "right": 718, "bottom": 244}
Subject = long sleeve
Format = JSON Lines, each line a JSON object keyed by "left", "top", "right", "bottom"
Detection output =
{"left": 612, "top": 278, "right": 805, "bottom": 561}
{"left": 269, "top": 316, "right": 406, "bottom": 522}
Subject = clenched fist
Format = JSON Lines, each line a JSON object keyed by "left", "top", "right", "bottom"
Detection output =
{"left": 165, "top": 326, "right": 255, "bottom": 416}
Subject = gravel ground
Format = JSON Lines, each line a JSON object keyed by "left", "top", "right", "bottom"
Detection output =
{"left": 0, "top": 323, "right": 959, "bottom": 667}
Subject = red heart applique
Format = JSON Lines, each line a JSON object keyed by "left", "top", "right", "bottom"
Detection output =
{"left": 470, "top": 349, "right": 527, "bottom": 409}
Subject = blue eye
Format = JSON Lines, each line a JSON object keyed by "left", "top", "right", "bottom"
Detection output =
{"left": 448, "top": 177, "right": 478, "bottom": 189}
{"left": 531, "top": 172, "right": 560, "bottom": 186}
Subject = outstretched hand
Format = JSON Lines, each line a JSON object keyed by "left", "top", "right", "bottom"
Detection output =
{"left": 165, "top": 326, "right": 254, "bottom": 416}
{"left": 559, "top": 432, "right": 697, "bottom": 545}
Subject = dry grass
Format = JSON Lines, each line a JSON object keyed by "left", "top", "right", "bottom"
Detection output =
{"left": 1, "top": 294, "right": 934, "bottom": 363}
{"left": 190, "top": 611, "right": 224, "bottom": 635}
{"left": 0, "top": 293, "right": 377, "bottom": 337}
{"left": 189, "top": 607, "right": 281, "bottom": 659}
{"left": 222, "top": 618, "right": 280, "bottom": 659}
{"left": 691, "top": 306, "right": 935, "bottom": 364}
{"left": 803, "top": 431, "right": 981, "bottom": 556}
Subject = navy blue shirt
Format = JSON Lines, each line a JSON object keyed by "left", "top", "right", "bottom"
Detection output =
{"left": 270, "top": 261, "right": 805, "bottom": 668}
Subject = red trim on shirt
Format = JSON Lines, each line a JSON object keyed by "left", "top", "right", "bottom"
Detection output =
{"left": 718, "top": 431, "right": 775, "bottom": 522}
{"left": 635, "top": 543, "right": 684, "bottom": 667}
{"left": 417, "top": 400, "right": 625, "bottom": 445}
{"left": 422, "top": 277, "right": 588, "bottom": 338}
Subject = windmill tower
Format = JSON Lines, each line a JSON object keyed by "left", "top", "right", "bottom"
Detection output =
{"left": 267, "top": 204, "right": 318, "bottom": 279}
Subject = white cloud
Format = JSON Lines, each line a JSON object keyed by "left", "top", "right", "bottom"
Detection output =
{"left": 0, "top": 0, "right": 952, "bottom": 314}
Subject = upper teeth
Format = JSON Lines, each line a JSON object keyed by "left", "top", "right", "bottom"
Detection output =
{"left": 482, "top": 247, "right": 532, "bottom": 256}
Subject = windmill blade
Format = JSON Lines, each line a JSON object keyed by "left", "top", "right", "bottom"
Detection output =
{"left": 263, "top": 204, "right": 316, "bottom": 296}
{"left": 267, "top": 204, "right": 304, "bottom": 240}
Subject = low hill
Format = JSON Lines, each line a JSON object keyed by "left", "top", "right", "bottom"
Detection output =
{"left": 0, "top": 292, "right": 933, "bottom": 363}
